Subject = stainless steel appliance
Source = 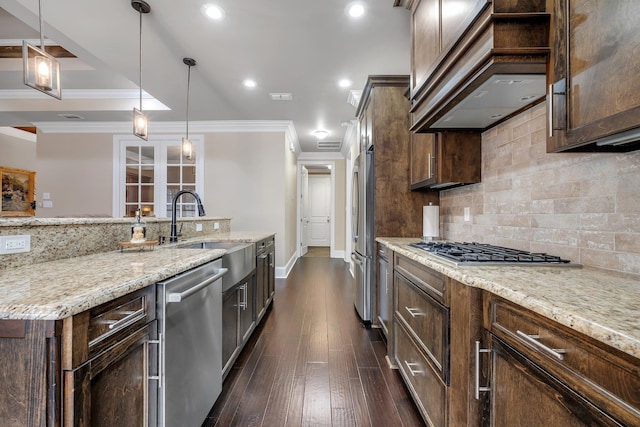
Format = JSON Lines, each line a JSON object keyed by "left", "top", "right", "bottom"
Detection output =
{"left": 409, "top": 241, "right": 579, "bottom": 267}
{"left": 156, "top": 259, "right": 228, "bottom": 427}
{"left": 351, "top": 149, "right": 374, "bottom": 324}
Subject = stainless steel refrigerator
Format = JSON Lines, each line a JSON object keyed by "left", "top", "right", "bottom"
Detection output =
{"left": 351, "top": 149, "right": 374, "bottom": 325}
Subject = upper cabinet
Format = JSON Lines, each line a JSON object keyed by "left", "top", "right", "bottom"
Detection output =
{"left": 547, "top": 1, "right": 640, "bottom": 152}
{"left": 409, "top": 0, "right": 550, "bottom": 132}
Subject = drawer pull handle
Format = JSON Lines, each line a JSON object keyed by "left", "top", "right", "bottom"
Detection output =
{"left": 405, "top": 307, "right": 425, "bottom": 318}
{"left": 547, "top": 83, "right": 553, "bottom": 138}
{"left": 105, "top": 309, "right": 144, "bottom": 330}
{"left": 404, "top": 360, "right": 424, "bottom": 377}
{"left": 148, "top": 333, "right": 163, "bottom": 388}
{"left": 475, "top": 341, "right": 491, "bottom": 400}
{"left": 516, "top": 330, "right": 566, "bottom": 360}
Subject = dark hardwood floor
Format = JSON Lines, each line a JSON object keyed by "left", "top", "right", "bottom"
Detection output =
{"left": 204, "top": 257, "right": 425, "bottom": 426}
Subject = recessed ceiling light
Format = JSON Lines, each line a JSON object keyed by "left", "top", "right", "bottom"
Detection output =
{"left": 347, "top": 3, "right": 366, "bottom": 18}
{"left": 338, "top": 79, "right": 352, "bottom": 88}
{"left": 202, "top": 4, "right": 225, "bottom": 20}
{"left": 313, "top": 130, "right": 329, "bottom": 140}
{"left": 243, "top": 79, "right": 257, "bottom": 88}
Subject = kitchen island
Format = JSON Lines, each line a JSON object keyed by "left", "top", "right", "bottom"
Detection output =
{"left": 0, "top": 231, "right": 275, "bottom": 427}
{"left": 377, "top": 237, "right": 640, "bottom": 426}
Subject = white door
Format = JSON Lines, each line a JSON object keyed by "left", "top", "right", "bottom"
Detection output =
{"left": 308, "top": 175, "right": 331, "bottom": 247}
{"left": 300, "top": 167, "right": 309, "bottom": 256}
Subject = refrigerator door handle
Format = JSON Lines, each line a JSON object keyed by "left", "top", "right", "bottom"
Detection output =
{"left": 351, "top": 252, "right": 363, "bottom": 266}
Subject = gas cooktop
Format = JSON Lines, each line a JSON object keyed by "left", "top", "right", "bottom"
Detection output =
{"left": 409, "top": 241, "right": 579, "bottom": 267}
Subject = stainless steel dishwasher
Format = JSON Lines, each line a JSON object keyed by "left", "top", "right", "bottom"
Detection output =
{"left": 156, "top": 259, "right": 227, "bottom": 427}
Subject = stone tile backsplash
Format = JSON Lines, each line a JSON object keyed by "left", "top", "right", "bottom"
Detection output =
{"left": 440, "top": 103, "right": 640, "bottom": 274}
{"left": 0, "top": 217, "right": 231, "bottom": 270}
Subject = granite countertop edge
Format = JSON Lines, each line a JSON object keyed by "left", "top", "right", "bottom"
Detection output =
{"left": 0, "top": 231, "right": 275, "bottom": 321}
{"left": 377, "top": 237, "right": 640, "bottom": 360}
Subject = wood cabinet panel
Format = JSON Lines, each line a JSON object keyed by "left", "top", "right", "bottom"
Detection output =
{"left": 488, "top": 297, "right": 640, "bottom": 425}
{"left": 440, "top": 0, "right": 485, "bottom": 52}
{"left": 410, "top": 131, "right": 481, "bottom": 190}
{"left": 490, "top": 337, "right": 617, "bottom": 426}
{"left": 395, "top": 320, "right": 448, "bottom": 427}
{"left": 411, "top": 0, "right": 440, "bottom": 93}
{"left": 394, "top": 253, "right": 446, "bottom": 303}
{"left": 548, "top": 0, "right": 640, "bottom": 151}
{"left": 395, "top": 271, "right": 449, "bottom": 382}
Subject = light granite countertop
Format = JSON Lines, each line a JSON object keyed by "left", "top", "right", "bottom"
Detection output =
{"left": 0, "top": 231, "right": 275, "bottom": 321}
{"left": 377, "top": 237, "right": 640, "bottom": 360}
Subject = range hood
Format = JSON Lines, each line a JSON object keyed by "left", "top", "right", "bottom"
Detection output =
{"left": 410, "top": 9, "right": 550, "bottom": 133}
{"left": 431, "top": 74, "right": 546, "bottom": 129}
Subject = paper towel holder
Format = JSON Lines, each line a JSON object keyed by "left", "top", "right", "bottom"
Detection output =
{"left": 422, "top": 202, "right": 440, "bottom": 242}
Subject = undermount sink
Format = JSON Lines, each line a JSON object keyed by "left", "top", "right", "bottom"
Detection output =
{"left": 178, "top": 241, "right": 256, "bottom": 291}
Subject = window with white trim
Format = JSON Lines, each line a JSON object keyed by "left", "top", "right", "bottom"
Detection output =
{"left": 113, "top": 135, "right": 204, "bottom": 218}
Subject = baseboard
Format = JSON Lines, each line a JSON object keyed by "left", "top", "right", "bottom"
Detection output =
{"left": 276, "top": 252, "right": 298, "bottom": 278}
{"left": 331, "top": 249, "right": 345, "bottom": 259}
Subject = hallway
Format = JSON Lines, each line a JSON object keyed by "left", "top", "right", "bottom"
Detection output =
{"left": 204, "top": 257, "right": 424, "bottom": 426}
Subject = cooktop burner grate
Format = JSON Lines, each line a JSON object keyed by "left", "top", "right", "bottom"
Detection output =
{"left": 409, "top": 242, "right": 574, "bottom": 266}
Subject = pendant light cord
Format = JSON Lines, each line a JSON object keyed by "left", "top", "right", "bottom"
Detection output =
{"left": 186, "top": 65, "right": 191, "bottom": 139}
{"left": 139, "top": 9, "right": 143, "bottom": 111}
{"left": 38, "top": 0, "right": 45, "bottom": 51}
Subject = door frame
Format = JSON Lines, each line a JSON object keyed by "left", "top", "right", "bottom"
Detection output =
{"left": 296, "top": 160, "right": 336, "bottom": 259}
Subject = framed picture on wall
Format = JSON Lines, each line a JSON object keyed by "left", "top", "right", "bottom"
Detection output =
{"left": 1, "top": 167, "right": 35, "bottom": 217}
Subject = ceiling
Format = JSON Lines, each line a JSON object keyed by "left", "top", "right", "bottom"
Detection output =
{"left": 0, "top": 0, "right": 410, "bottom": 153}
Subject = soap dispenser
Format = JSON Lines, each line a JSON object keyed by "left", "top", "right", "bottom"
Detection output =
{"left": 130, "top": 209, "right": 147, "bottom": 243}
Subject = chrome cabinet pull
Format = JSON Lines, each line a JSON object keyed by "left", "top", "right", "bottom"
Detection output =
{"left": 240, "top": 283, "right": 248, "bottom": 309}
{"left": 404, "top": 360, "right": 424, "bottom": 377}
{"left": 548, "top": 83, "right": 554, "bottom": 138}
{"left": 148, "top": 333, "right": 163, "bottom": 388}
{"left": 106, "top": 308, "right": 145, "bottom": 330}
{"left": 475, "top": 341, "right": 491, "bottom": 400}
{"left": 516, "top": 330, "right": 566, "bottom": 360}
{"left": 405, "top": 307, "right": 425, "bottom": 318}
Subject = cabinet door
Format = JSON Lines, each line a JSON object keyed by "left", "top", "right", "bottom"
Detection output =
{"left": 239, "top": 277, "right": 255, "bottom": 344}
{"left": 549, "top": 1, "right": 640, "bottom": 151}
{"left": 489, "top": 337, "right": 621, "bottom": 426}
{"left": 266, "top": 249, "right": 275, "bottom": 301}
{"left": 411, "top": 0, "right": 440, "bottom": 94}
{"left": 377, "top": 250, "right": 390, "bottom": 336}
{"left": 256, "top": 253, "right": 266, "bottom": 320}
{"left": 410, "top": 132, "right": 436, "bottom": 187}
{"left": 222, "top": 288, "right": 239, "bottom": 375}
{"left": 65, "top": 324, "right": 153, "bottom": 427}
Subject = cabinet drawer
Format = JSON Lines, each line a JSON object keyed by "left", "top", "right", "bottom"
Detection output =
{"left": 87, "top": 286, "right": 155, "bottom": 359}
{"left": 488, "top": 296, "right": 640, "bottom": 425}
{"left": 395, "top": 271, "right": 449, "bottom": 383}
{"left": 395, "top": 320, "right": 447, "bottom": 427}
{"left": 395, "top": 253, "right": 446, "bottom": 304}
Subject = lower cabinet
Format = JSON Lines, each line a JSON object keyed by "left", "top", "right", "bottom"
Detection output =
{"left": 222, "top": 272, "right": 256, "bottom": 379}
{"left": 62, "top": 285, "right": 157, "bottom": 426}
{"left": 256, "top": 237, "right": 275, "bottom": 322}
{"left": 481, "top": 295, "right": 640, "bottom": 426}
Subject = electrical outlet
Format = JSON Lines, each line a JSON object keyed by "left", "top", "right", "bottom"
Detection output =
{"left": 213, "top": 222, "right": 220, "bottom": 230}
{"left": 0, "top": 235, "right": 31, "bottom": 254}
{"left": 196, "top": 223, "right": 203, "bottom": 232}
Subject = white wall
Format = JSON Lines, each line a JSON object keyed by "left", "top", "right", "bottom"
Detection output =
{"left": 30, "top": 128, "right": 297, "bottom": 272}
{"left": 0, "top": 128, "right": 36, "bottom": 171}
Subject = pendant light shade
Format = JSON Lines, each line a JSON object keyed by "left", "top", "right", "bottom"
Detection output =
{"left": 132, "top": 0, "right": 150, "bottom": 140}
{"left": 22, "top": 0, "right": 61, "bottom": 99}
{"left": 182, "top": 57, "right": 196, "bottom": 160}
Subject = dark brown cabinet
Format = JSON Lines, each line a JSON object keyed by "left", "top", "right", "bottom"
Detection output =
{"left": 410, "top": 131, "right": 481, "bottom": 190}
{"left": 222, "top": 273, "right": 256, "bottom": 378}
{"left": 256, "top": 236, "right": 275, "bottom": 323}
{"left": 482, "top": 295, "right": 640, "bottom": 426}
{"left": 63, "top": 285, "right": 157, "bottom": 427}
{"left": 356, "top": 76, "right": 438, "bottom": 239}
{"left": 548, "top": 0, "right": 640, "bottom": 152}
{"left": 376, "top": 243, "right": 392, "bottom": 341}
{"left": 409, "top": 0, "right": 549, "bottom": 132}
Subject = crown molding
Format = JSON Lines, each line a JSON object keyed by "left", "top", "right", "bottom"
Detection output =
{"left": 297, "top": 151, "right": 345, "bottom": 160}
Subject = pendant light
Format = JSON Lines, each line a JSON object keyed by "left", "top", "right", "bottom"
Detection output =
{"left": 22, "top": 0, "right": 61, "bottom": 99}
{"left": 131, "top": 0, "right": 150, "bottom": 140}
{"left": 182, "top": 58, "right": 196, "bottom": 160}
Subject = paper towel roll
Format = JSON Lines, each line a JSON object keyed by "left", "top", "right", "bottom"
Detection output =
{"left": 423, "top": 204, "right": 439, "bottom": 240}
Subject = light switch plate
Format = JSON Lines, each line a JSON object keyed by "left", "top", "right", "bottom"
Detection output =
{"left": 464, "top": 207, "right": 471, "bottom": 222}
{"left": 196, "top": 223, "right": 203, "bottom": 232}
{"left": 0, "top": 235, "right": 31, "bottom": 254}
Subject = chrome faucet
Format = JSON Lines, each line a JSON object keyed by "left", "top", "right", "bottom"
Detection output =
{"left": 170, "top": 190, "right": 206, "bottom": 242}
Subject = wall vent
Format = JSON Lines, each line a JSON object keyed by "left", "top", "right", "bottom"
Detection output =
{"left": 269, "top": 93, "right": 293, "bottom": 101}
{"left": 317, "top": 141, "right": 341, "bottom": 150}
